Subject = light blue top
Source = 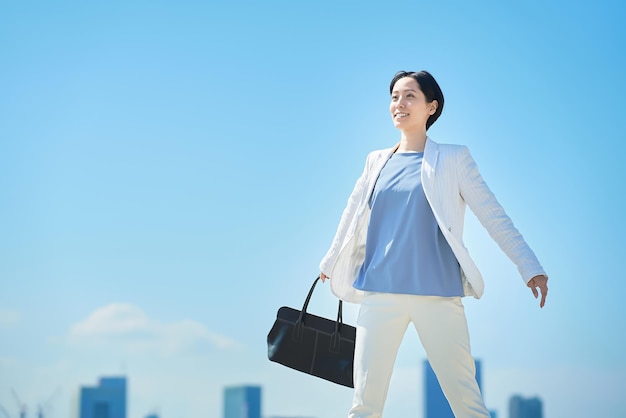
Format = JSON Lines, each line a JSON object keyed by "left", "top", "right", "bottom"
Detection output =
{"left": 353, "top": 152, "right": 463, "bottom": 296}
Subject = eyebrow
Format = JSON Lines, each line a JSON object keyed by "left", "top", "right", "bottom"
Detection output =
{"left": 391, "top": 89, "right": 418, "bottom": 94}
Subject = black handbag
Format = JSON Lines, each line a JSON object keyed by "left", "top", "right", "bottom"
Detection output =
{"left": 267, "top": 276, "right": 356, "bottom": 388}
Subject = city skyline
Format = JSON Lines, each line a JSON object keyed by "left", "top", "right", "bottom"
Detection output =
{"left": 0, "top": 370, "right": 543, "bottom": 418}
{"left": 509, "top": 395, "right": 543, "bottom": 418}
{"left": 223, "top": 386, "right": 260, "bottom": 418}
{"left": 79, "top": 377, "right": 126, "bottom": 418}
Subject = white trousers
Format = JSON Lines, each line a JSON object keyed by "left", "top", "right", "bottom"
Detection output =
{"left": 349, "top": 293, "right": 490, "bottom": 418}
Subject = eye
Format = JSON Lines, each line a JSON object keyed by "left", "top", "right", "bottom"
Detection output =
{"left": 391, "top": 95, "right": 398, "bottom": 100}
{"left": 406, "top": 93, "right": 414, "bottom": 98}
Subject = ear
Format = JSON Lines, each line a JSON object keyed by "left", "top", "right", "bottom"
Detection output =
{"left": 429, "top": 100, "right": 438, "bottom": 115}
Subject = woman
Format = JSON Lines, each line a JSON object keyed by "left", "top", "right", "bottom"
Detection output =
{"left": 319, "top": 70, "right": 548, "bottom": 418}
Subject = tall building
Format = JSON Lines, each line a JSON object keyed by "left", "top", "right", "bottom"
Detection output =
{"left": 79, "top": 377, "right": 127, "bottom": 418}
{"left": 424, "top": 359, "right": 482, "bottom": 418}
{"left": 509, "top": 395, "right": 543, "bottom": 418}
{"left": 223, "top": 385, "right": 261, "bottom": 418}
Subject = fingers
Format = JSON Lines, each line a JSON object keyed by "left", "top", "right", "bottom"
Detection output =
{"left": 528, "top": 283, "right": 539, "bottom": 299}
{"left": 539, "top": 286, "right": 548, "bottom": 308}
{"left": 528, "top": 275, "right": 548, "bottom": 308}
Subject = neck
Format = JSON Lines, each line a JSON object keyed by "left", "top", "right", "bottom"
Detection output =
{"left": 397, "top": 130, "right": 427, "bottom": 153}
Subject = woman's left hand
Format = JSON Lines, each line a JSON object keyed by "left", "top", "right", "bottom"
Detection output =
{"left": 527, "top": 274, "right": 548, "bottom": 308}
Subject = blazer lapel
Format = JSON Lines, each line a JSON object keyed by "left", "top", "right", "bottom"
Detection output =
{"left": 365, "top": 143, "right": 399, "bottom": 203}
{"left": 421, "top": 138, "right": 441, "bottom": 216}
{"left": 423, "top": 137, "right": 439, "bottom": 179}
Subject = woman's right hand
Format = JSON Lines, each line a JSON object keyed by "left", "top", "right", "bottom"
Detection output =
{"left": 320, "top": 273, "right": 329, "bottom": 282}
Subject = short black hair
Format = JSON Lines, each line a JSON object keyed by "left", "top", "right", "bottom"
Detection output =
{"left": 389, "top": 70, "right": 444, "bottom": 130}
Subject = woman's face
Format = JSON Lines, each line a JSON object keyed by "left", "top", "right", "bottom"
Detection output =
{"left": 389, "top": 77, "right": 437, "bottom": 132}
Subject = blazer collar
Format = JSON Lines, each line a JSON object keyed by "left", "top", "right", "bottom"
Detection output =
{"left": 365, "top": 138, "right": 438, "bottom": 202}
{"left": 385, "top": 137, "right": 439, "bottom": 170}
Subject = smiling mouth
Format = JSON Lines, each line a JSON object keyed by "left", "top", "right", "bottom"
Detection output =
{"left": 395, "top": 113, "right": 409, "bottom": 118}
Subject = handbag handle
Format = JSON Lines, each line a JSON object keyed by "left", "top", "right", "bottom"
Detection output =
{"left": 298, "top": 276, "right": 321, "bottom": 319}
{"left": 295, "top": 276, "right": 347, "bottom": 348}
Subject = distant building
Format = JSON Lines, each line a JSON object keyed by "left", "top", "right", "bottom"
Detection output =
{"left": 424, "top": 359, "right": 483, "bottom": 418}
{"left": 223, "top": 385, "right": 261, "bottom": 418}
{"left": 509, "top": 395, "right": 543, "bottom": 418}
{"left": 489, "top": 410, "right": 498, "bottom": 418}
{"left": 79, "top": 377, "right": 127, "bottom": 418}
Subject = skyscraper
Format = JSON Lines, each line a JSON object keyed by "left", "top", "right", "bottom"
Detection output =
{"left": 223, "top": 385, "right": 261, "bottom": 418}
{"left": 509, "top": 395, "right": 543, "bottom": 418}
{"left": 79, "top": 377, "right": 127, "bottom": 418}
{"left": 424, "top": 359, "right": 482, "bottom": 418}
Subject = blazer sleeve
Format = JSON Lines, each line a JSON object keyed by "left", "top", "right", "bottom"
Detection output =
{"left": 319, "top": 152, "right": 372, "bottom": 276}
{"left": 456, "top": 146, "right": 547, "bottom": 283}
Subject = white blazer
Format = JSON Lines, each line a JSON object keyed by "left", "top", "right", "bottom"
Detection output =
{"left": 319, "top": 138, "right": 546, "bottom": 304}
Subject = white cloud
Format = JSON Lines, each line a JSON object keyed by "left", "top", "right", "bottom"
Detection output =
{"left": 0, "top": 309, "right": 21, "bottom": 326}
{"left": 68, "top": 303, "right": 240, "bottom": 356}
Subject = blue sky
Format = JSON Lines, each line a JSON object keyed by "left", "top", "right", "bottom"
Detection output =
{"left": 1, "top": 0, "right": 625, "bottom": 417}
